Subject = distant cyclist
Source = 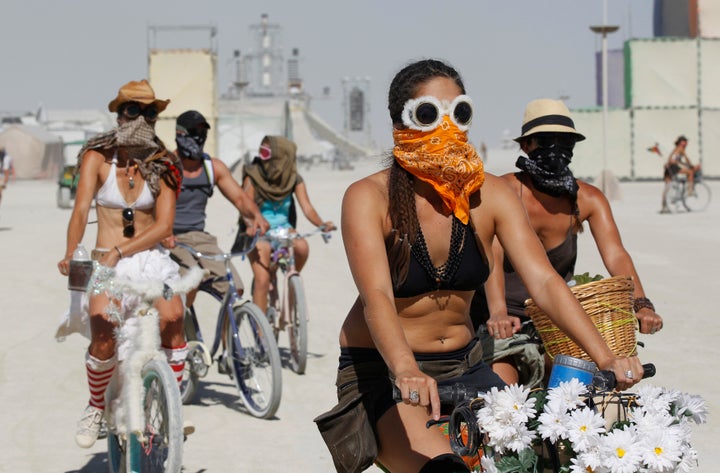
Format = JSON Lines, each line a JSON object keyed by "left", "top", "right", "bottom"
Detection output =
{"left": 0, "top": 146, "right": 13, "bottom": 208}
{"left": 662, "top": 135, "right": 702, "bottom": 211}
{"left": 241, "top": 135, "right": 335, "bottom": 313}
{"left": 167, "top": 110, "right": 269, "bottom": 308}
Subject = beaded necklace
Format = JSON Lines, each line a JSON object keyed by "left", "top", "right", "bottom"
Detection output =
{"left": 411, "top": 215, "right": 466, "bottom": 289}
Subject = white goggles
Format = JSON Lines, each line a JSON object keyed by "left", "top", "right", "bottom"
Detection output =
{"left": 401, "top": 95, "right": 474, "bottom": 132}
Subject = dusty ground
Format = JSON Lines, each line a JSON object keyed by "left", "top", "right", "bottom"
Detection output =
{"left": 0, "top": 157, "right": 717, "bottom": 472}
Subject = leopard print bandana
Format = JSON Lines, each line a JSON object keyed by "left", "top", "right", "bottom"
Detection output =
{"left": 393, "top": 116, "right": 485, "bottom": 224}
{"left": 74, "top": 118, "right": 179, "bottom": 197}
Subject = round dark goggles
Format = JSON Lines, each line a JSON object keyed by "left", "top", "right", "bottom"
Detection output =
{"left": 401, "top": 95, "right": 473, "bottom": 132}
{"left": 121, "top": 102, "right": 159, "bottom": 122}
{"left": 532, "top": 133, "right": 578, "bottom": 149}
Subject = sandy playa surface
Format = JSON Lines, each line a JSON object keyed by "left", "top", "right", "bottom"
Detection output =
{"left": 0, "top": 156, "right": 717, "bottom": 472}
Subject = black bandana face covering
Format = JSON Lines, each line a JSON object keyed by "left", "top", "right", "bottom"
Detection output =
{"left": 516, "top": 146, "right": 578, "bottom": 198}
{"left": 176, "top": 133, "right": 204, "bottom": 161}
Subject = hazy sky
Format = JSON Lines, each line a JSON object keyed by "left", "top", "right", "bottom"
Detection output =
{"left": 1, "top": 0, "right": 654, "bottom": 149}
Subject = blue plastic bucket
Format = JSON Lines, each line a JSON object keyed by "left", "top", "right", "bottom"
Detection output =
{"left": 547, "top": 355, "right": 597, "bottom": 389}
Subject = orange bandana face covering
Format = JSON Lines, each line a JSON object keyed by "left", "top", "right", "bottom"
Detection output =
{"left": 393, "top": 116, "right": 485, "bottom": 224}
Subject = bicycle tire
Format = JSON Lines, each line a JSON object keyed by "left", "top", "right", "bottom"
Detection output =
{"left": 107, "top": 430, "right": 125, "bottom": 473}
{"left": 682, "top": 181, "right": 711, "bottom": 212}
{"left": 135, "top": 359, "right": 184, "bottom": 473}
{"left": 287, "top": 275, "right": 309, "bottom": 374}
{"left": 227, "top": 302, "right": 282, "bottom": 419}
{"left": 180, "top": 308, "right": 201, "bottom": 405}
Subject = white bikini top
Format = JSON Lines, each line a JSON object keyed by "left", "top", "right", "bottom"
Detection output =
{"left": 96, "top": 157, "right": 155, "bottom": 210}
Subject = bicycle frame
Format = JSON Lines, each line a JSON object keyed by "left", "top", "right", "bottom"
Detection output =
{"left": 179, "top": 242, "right": 258, "bottom": 365}
{"left": 97, "top": 265, "right": 204, "bottom": 473}
{"left": 267, "top": 234, "right": 301, "bottom": 330}
{"left": 176, "top": 238, "right": 282, "bottom": 417}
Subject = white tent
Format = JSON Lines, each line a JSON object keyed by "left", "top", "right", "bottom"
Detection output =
{"left": 0, "top": 124, "right": 63, "bottom": 179}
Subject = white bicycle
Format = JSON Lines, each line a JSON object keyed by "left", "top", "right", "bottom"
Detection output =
{"left": 260, "top": 226, "right": 333, "bottom": 374}
{"left": 92, "top": 264, "right": 204, "bottom": 473}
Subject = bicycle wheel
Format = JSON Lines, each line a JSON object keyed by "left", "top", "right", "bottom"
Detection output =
{"left": 180, "top": 308, "right": 201, "bottom": 405}
{"left": 226, "top": 302, "right": 282, "bottom": 418}
{"left": 287, "top": 275, "right": 309, "bottom": 374}
{"left": 135, "top": 359, "right": 183, "bottom": 472}
{"left": 682, "top": 181, "right": 711, "bottom": 212}
{"left": 107, "top": 431, "right": 125, "bottom": 473}
{"left": 666, "top": 182, "right": 684, "bottom": 213}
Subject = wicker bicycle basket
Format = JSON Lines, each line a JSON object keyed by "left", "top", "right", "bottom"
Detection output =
{"left": 524, "top": 275, "right": 638, "bottom": 361}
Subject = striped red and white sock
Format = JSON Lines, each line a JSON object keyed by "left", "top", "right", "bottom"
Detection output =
{"left": 163, "top": 343, "right": 188, "bottom": 391}
{"left": 85, "top": 352, "right": 116, "bottom": 410}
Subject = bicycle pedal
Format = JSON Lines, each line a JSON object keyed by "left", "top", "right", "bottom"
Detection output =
{"left": 217, "top": 355, "right": 231, "bottom": 375}
{"left": 97, "top": 420, "right": 109, "bottom": 440}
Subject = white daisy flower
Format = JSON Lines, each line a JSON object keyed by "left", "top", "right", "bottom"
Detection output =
{"left": 538, "top": 402, "right": 570, "bottom": 443}
{"left": 480, "top": 455, "right": 498, "bottom": 473}
{"left": 505, "top": 423, "right": 535, "bottom": 453}
{"left": 674, "top": 392, "right": 709, "bottom": 424}
{"left": 675, "top": 444, "right": 698, "bottom": 473}
{"left": 546, "top": 379, "right": 587, "bottom": 409}
{"left": 599, "top": 427, "right": 642, "bottom": 473}
{"left": 566, "top": 407, "right": 606, "bottom": 453}
{"left": 637, "top": 429, "right": 683, "bottom": 472}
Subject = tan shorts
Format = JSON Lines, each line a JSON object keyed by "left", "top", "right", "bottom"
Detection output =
{"left": 170, "top": 231, "right": 244, "bottom": 294}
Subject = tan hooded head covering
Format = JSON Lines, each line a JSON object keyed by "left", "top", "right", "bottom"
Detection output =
{"left": 243, "top": 135, "right": 298, "bottom": 203}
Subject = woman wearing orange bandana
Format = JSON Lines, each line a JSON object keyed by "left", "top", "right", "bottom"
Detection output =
{"left": 314, "top": 60, "right": 644, "bottom": 473}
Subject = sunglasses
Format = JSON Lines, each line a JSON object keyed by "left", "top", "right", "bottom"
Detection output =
{"left": 401, "top": 95, "right": 473, "bottom": 132}
{"left": 122, "top": 102, "right": 159, "bottom": 122}
{"left": 532, "top": 133, "right": 577, "bottom": 149}
{"left": 188, "top": 127, "right": 207, "bottom": 140}
{"left": 122, "top": 207, "right": 135, "bottom": 238}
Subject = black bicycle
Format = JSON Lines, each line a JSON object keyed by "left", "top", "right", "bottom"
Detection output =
{"left": 393, "top": 364, "right": 656, "bottom": 472}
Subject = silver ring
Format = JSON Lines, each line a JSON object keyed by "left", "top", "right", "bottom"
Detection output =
{"left": 625, "top": 370, "right": 634, "bottom": 379}
{"left": 409, "top": 390, "right": 419, "bottom": 403}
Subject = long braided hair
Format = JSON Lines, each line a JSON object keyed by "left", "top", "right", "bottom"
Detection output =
{"left": 385, "top": 59, "right": 466, "bottom": 289}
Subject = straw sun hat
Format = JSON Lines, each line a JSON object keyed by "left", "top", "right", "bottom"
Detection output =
{"left": 514, "top": 98, "right": 585, "bottom": 142}
{"left": 107, "top": 79, "right": 170, "bottom": 113}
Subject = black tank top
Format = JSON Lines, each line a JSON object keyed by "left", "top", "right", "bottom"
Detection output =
{"left": 394, "top": 216, "right": 490, "bottom": 298}
{"left": 174, "top": 155, "right": 214, "bottom": 233}
{"left": 470, "top": 181, "right": 578, "bottom": 328}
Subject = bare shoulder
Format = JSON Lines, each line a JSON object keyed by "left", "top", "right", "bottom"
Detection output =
{"left": 480, "top": 173, "right": 518, "bottom": 203}
{"left": 343, "top": 169, "right": 389, "bottom": 204}
{"left": 577, "top": 179, "right": 609, "bottom": 204}
{"left": 81, "top": 149, "right": 108, "bottom": 169}
{"left": 471, "top": 173, "right": 522, "bottom": 229}
{"left": 210, "top": 157, "right": 231, "bottom": 175}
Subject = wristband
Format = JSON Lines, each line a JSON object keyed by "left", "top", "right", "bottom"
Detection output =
{"left": 114, "top": 246, "right": 124, "bottom": 258}
{"left": 633, "top": 297, "right": 654, "bottom": 313}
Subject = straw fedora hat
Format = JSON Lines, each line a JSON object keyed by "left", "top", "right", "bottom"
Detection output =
{"left": 514, "top": 98, "right": 585, "bottom": 142}
{"left": 107, "top": 79, "right": 170, "bottom": 113}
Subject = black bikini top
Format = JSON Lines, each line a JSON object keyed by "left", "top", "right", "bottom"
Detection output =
{"left": 394, "top": 216, "right": 489, "bottom": 298}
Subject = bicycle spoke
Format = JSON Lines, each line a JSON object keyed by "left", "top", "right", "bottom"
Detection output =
{"left": 227, "top": 304, "right": 282, "bottom": 418}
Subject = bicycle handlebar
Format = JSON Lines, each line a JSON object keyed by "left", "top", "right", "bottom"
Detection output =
{"left": 176, "top": 232, "right": 260, "bottom": 262}
{"left": 262, "top": 226, "right": 334, "bottom": 244}
{"left": 392, "top": 363, "right": 656, "bottom": 406}
{"left": 592, "top": 363, "right": 656, "bottom": 392}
